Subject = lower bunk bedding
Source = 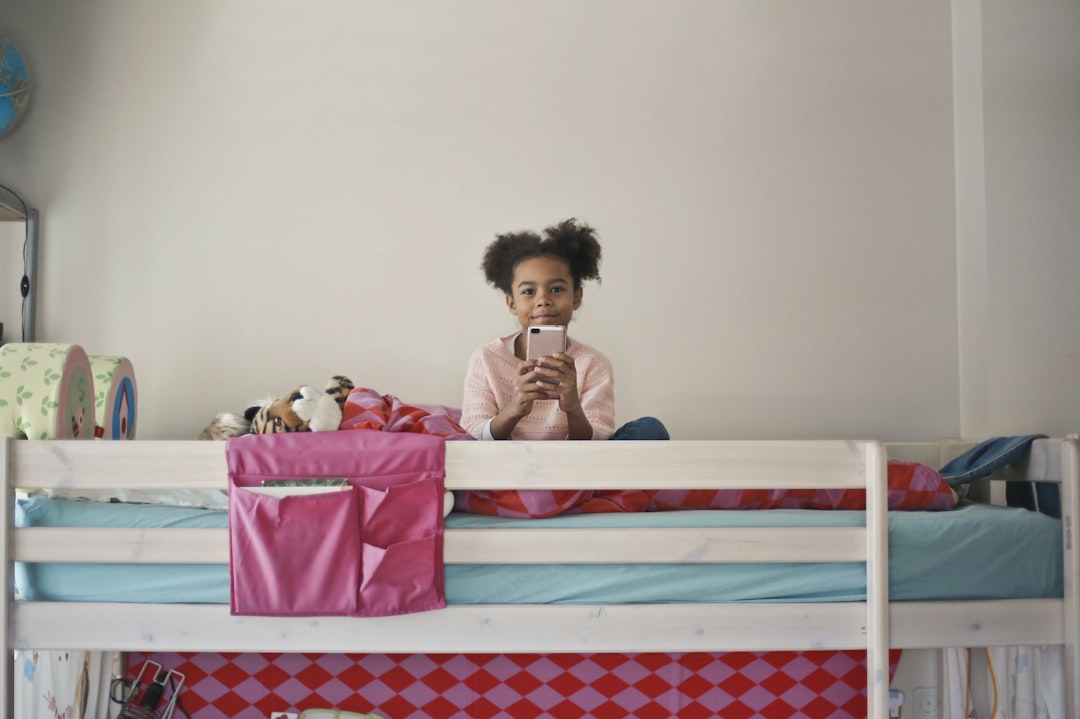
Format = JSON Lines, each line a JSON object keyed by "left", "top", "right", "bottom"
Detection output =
{"left": 4, "top": 436, "right": 1078, "bottom": 719}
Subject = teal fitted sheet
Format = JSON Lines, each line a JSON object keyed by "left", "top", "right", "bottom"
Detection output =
{"left": 14, "top": 497, "right": 1062, "bottom": 604}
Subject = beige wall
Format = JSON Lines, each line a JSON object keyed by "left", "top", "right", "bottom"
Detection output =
{"left": 0, "top": 1, "right": 972, "bottom": 440}
{"left": 952, "top": 0, "right": 1080, "bottom": 440}
{"left": 977, "top": 0, "right": 1080, "bottom": 437}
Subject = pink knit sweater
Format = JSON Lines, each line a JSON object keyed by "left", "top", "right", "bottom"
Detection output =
{"left": 461, "top": 332, "right": 616, "bottom": 440}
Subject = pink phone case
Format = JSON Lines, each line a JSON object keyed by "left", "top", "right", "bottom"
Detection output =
{"left": 526, "top": 325, "right": 567, "bottom": 359}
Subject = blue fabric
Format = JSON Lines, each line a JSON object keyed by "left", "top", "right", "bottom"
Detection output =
{"left": 608, "top": 416, "right": 670, "bottom": 441}
{"left": 1007, "top": 478, "right": 1061, "bottom": 519}
{"left": 937, "top": 434, "right": 1059, "bottom": 518}
{"left": 938, "top": 434, "right": 1047, "bottom": 487}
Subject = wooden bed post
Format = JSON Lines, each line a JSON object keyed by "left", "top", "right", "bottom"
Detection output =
{"left": 1, "top": 438, "right": 14, "bottom": 719}
{"left": 1062, "top": 435, "right": 1079, "bottom": 718}
{"left": 865, "top": 440, "right": 890, "bottom": 719}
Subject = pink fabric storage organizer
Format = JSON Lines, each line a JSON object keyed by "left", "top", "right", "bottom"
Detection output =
{"left": 226, "top": 430, "right": 446, "bottom": 617}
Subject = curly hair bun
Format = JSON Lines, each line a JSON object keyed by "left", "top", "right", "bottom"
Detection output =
{"left": 482, "top": 218, "right": 602, "bottom": 294}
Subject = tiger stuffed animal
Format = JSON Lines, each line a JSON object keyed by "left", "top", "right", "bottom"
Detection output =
{"left": 199, "top": 375, "right": 457, "bottom": 517}
{"left": 198, "top": 375, "right": 355, "bottom": 439}
{"left": 247, "top": 375, "right": 355, "bottom": 434}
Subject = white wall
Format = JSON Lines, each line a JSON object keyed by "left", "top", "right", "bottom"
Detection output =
{"left": 953, "top": 0, "right": 1080, "bottom": 440}
{"left": 0, "top": 1, "right": 964, "bottom": 441}
{"left": 891, "top": 0, "right": 1080, "bottom": 705}
{"left": 978, "top": 0, "right": 1080, "bottom": 437}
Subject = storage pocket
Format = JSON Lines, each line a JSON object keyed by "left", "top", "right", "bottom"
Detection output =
{"left": 358, "top": 475, "right": 443, "bottom": 546}
{"left": 359, "top": 535, "right": 442, "bottom": 616}
{"left": 354, "top": 474, "right": 445, "bottom": 615}
{"left": 225, "top": 432, "right": 446, "bottom": 617}
{"left": 229, "top": 484, "right": 361, "bottom": 616}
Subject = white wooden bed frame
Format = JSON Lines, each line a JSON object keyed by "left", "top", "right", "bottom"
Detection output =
{"left": 2, "top": 437, "right": 1078, "bottom": 719}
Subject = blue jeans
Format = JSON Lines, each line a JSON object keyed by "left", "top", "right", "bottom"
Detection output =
{"left": 608, "top": 416, "right": 670, "bottom": 441}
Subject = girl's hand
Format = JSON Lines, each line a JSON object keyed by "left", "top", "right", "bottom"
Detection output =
{"left": 488, "top": 360, "right": 548, "bottom": 440}
{"left": 507, "top": 359, "right": 549, "bottom": 417}
{"left": 488, "top": 360, "right": 548, "bottom": 439}
{"left": 532, "top": 353, "right": 582, "bottom": 414}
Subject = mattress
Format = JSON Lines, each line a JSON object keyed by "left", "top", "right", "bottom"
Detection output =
{"left": 14, "top": 496, "right": 1063, "bottom": 604}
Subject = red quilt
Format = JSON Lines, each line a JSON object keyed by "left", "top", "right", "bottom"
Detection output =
{"left": 340, "top": 387, "right": 473, "bottom": 440}
{"left": 457, "top": 460, "right": 956, "bottom": 517}
{"left": 334, "top": 390, "right": 956, "bottom": 517}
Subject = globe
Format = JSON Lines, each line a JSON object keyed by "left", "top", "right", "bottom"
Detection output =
{"left": 0, "top": 36, "right": 31, "bottom": 140}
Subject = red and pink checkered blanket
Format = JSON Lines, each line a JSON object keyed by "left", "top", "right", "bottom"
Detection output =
{"left": 335, "top": 390, "right": 956, "bottom": 519}
{"left": 455, "top": 460, "right": 956, "bottom": 517}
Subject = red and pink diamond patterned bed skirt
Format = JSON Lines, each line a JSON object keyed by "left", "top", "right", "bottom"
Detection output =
{"left": 128, "top": 650, "right": 901, "bottom": 719}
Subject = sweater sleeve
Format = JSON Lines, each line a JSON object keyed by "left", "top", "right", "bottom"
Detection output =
{"left": 460, "top": 342, "right": 505, "bottom": 439}
{"left": 577, "top": 349, "right": 616, "bottom": 440}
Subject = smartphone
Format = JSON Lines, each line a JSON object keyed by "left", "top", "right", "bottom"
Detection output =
{"left": 526, "top": 325, "right": 567, "bottom": 360}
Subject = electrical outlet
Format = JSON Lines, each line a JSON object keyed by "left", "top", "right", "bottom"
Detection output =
{"left": 913, "top": 686, "right": 940, "bottom": 719}
{"left": 269, "top": 712, "right": 298, "bottom": 719}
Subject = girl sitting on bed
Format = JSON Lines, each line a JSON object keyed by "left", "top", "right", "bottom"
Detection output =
{"left": 457, "top": 218, "right": 668, "bottom": 516}
{"left": 455, "top": 219, "right": 956, "bottom": 519}
{"left": 460, "top": 217, "right": 669, "bottom": 444}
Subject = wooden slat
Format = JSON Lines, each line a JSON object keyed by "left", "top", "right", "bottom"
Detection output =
{"left": 10, "top": 601, "right": 871, "bottom": 654}
{"left": 890, "top": 599, "right": 1065, "bottom": 648}
{"left": 443, "top": 440, "right": 872, "bottom": 490}
{"left": 9, "top": 599, "right": 1065, "bottom": 654}
{"left": 13, "top": 525, "right": 868, "bottom": 564}
{"left": 885, "top": 439, "right": 978, "bottom": 467}
{"left": 11, "top": 440, "right": 226, "bottom": 490}
{"left": 9, "top": 439, "right": 873, "bottom": 491}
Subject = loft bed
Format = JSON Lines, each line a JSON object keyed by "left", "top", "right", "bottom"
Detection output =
{"left": 2, "top": 436, "right": 1078, "bottom": 719}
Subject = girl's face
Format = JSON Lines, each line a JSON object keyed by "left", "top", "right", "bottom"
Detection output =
{"left": 506, "top": 255, "right": 582, "bottom": 331}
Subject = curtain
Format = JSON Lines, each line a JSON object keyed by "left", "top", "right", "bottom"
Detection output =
{"left": 942, "top": 646, "right": 1063, "bottom": 719}
{"left": 15, "top": 650, "right": 114, "bottom": 719}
